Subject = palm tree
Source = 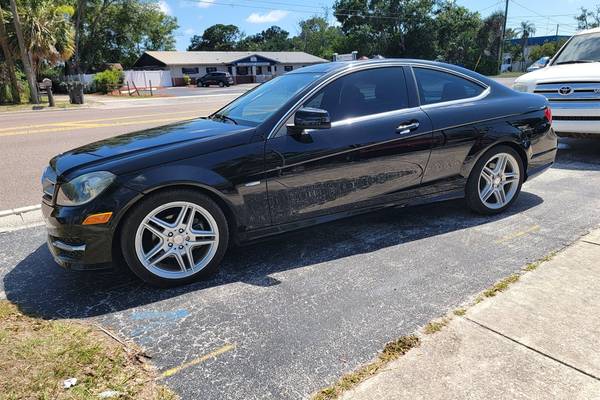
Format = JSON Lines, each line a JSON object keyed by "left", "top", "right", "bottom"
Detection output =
{"left": 19, "top": 0, "right": 75, "bottom": 77}
{"left": 0, "top": 2, "right": 21, "bottom": 103}
{"left": 8, "top": 0, "right": 39, "bottom": 104}
{"left": 517, "top": 21, "right": 536, "bottom": 63}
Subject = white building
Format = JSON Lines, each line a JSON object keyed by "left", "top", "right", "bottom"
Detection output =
{"left": 133, "top": 51, "right": 328, "bottom": 85}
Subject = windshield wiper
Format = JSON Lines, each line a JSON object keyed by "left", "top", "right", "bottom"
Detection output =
{"left": 211, "top": 113, "right": 238, "bottom": 125}
{"left": 555, "top": 60, "right": 597, "bottom": 65}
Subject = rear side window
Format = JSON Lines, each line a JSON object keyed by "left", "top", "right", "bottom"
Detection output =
{"left": 304, "top": 67, "right": 408, "bottom": 122}
{"left": 413, "top": 67, "right": 484, "bottom": 105}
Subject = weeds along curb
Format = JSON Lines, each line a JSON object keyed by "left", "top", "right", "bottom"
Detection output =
{"left": 311, "top": 250, "right": 559, "bottom": 400}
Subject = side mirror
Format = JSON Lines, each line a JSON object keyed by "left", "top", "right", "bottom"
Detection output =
{"left": 288, "top": 107, "right": 331, "bottom": 134}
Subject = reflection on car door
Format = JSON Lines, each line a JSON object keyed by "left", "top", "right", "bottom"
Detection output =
{"left": 264, "top": 66, "right": 434, "bottom": 225}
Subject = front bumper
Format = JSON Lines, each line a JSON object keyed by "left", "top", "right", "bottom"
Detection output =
{"left": 43, "top": 201, "right": 114, "bottom": 270}
{"left": 42, "top": 184, "right": 141, "bottom": 271}
{"left": 549, "top": 104, "right": 600, "bottom": 136}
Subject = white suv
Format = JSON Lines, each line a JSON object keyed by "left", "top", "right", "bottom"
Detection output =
{"left": 513, "top": 28, "right": 600, "bottom": 138}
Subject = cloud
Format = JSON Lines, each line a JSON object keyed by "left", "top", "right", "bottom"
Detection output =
{"left": 184, "top": 28, "right": 195, "bottom": 35}
{"left": 246, "top": 10, "right": 289, "bottom": 24}
{"left": 196, "top": 0, "right": 215, "bottom": 8}
{"left": 158, "top": 0, "right": 172, "bottom": 15}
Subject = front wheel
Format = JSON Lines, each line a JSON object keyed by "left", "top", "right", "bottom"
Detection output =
{"left": 465, "top": 145, "right": 524, "bottom": 215}
{"left": 120, "top": 189, "right": 229, "bottom": 287}
{"left": 218, "top": 81, "right": 225, "bottom": 87}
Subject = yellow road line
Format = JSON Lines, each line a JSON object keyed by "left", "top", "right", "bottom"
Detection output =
{"left": 161, "top": 343, "right": 236, "bottom": 378}
{"left": 495, "top": 224, "right": 541, "bottom": 244}
{"left": 0, "top": 115, "right": 201, "bottom": 137}
{"left": 0, "top": 110, "right": 200, "bottom": 133}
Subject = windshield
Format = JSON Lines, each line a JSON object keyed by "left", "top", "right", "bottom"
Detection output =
{"left": 212, "top": 72, "right": 322, "bottom": 126}
{"left": 553, "top": 32, "right": 600, "bottom": 65}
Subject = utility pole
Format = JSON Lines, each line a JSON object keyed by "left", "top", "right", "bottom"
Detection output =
{"left": 0, "top": 2, "right": 21, "bottom": 103}
{"left": 555, "top": 24, "right": 559, "bottom": 36}
{"left": 498, "top": 0, "right": 510, "bottom": 74}
{"left": 9, "top": 0, "right": 39, "bottom": 104}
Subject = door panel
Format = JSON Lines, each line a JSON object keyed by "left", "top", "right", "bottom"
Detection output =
{"left": 265, "top": 109, "right": 433, "bottom": 224}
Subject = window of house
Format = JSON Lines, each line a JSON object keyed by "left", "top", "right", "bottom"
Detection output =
{"left": 182, "top": 67, "right": 199, "bottom": 74}
{"left": 206, "top": 67, "right": 217, "bottom": 73}
{"left": 413, "top": 67, "right": 485, "bottom": 105}
{"left": 284, "top": 66, "right": 293, "bottom": 72}
{"left": 237, "top": 66, "right": 249, "bottom": 75}
{"left": 256, "top": 66, "right": 263, "bottom": 75}
{"left": 303, "top": 67, "right": 408, "bottom": 122}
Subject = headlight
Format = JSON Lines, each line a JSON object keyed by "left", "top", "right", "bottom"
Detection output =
{"left": 56, "top": 171, "right": 115, "bottom": 206}
{"left": 512, "top": 83, "right": 529, "bottom": 92}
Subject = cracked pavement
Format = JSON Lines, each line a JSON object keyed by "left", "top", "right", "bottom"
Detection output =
{"left": 0, "top": 138, "right": 599, "bottom": 399}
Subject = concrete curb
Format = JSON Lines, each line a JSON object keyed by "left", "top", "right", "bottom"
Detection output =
{"left": 0, "top": 205, "right": 44, "bottom": 233}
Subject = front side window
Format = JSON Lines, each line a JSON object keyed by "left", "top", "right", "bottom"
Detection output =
{"left": 303, "top": 67, "right": 408, "bottom": 122}
{"left": 553, "top": 32, "right": 600, "bottom": 65}
{"left": 206, "top": 67, "right": 217, "bottom": 73}
{"left": 413, "top": 67, "right": 484, "bottom": 105}
{"left": 213, "top": 72, "right": 322, "bottom": 126}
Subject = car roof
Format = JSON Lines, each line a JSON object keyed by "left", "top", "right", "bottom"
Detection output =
{"left": 291, "top": 59, "right": 495, "bottom": 87}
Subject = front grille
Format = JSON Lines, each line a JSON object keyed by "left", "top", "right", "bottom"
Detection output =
{"left": 534, "top": 82, "right": 600, "bottom": 103}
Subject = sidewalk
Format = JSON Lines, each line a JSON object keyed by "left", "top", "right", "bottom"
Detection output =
{"left": 341, "top": 229, "right": 600, "bottom": 400}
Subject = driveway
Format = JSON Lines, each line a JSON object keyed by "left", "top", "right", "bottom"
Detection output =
{"left": 1, "top": 138, "right": 599, "bottom": 399}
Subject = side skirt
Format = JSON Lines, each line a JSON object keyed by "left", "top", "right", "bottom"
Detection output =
{"left": 234, "top": 188, "right": 465, "bottom": 245}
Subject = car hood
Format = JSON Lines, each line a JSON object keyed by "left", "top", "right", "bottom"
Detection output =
{"left": 50, "top": 118, "right": 254, "bottom": 176}
{"left": 516, "top": 63, "right": 600, "bottom": 86}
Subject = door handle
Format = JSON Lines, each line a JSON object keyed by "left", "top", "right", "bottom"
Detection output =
{"left": 396, "top": 121, "right": 420, "bottom": 135}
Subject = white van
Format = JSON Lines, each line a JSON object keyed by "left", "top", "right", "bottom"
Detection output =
{"left": 513, "top": 28, "right": 600, "bottom": 137}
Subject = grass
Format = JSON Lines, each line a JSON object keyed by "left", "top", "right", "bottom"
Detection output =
{"left": 423, "top": 318, "right": 450, "bottom": 335}
{"left": 312, "top": 335, "right": 420, "bottom": 400}
{"left": 488, "top": 71, "right": 525, "bottom": 78}
{"left": 0, "top": 300, "right": 177, "bottom": 400}
{"left": 0, "top": 100, "right": 80, "bottom": 112}
{"left": 523, "top": 252, "right": 557, "bottom": 272}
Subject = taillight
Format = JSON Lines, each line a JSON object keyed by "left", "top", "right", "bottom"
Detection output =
{"left": 544, "top": 106, "right": 552, "bottom": 124}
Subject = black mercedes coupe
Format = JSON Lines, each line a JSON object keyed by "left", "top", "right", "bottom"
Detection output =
{"left": 41, "top": 60, "right": 557, "bottom": 286}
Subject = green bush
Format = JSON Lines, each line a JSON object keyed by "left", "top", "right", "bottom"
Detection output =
{"left": 183, "top": 74, "right": 191, "bottom": 85}
{"left": 93, "top": 68, "right": 123, "bottom": 94}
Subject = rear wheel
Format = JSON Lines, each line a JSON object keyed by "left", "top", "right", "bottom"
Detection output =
{"left": 120, "top": 189, "right": 229, "bottom": 287}
{"left": 466, "top": 145, "right": 524, "bottom": 215}
{"left": 218, "top": 81, "right": 225, "bottom": 87}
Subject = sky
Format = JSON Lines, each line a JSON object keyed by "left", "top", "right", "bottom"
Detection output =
{"left": 158, "top": 0, "right": 600, "bottom": 51}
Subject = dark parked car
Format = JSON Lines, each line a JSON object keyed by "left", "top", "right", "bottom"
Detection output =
{"left": 42, "top": 60, "right": 557, "bottom": 286}
{"left": 197, "top": 71, "right": 234, "bottom": 87}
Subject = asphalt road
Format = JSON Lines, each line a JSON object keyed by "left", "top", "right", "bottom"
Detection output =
{"left": 0, "top": 95, "right": 239, "bottom": 210}
{"left": 1, "top": 139, "right": 599, "bottom": 399}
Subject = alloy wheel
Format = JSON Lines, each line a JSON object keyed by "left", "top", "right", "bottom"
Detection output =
{"left": 134, "top": 201, "right": 219, "bottom": 279}
{"left": 478, "top": 152, "right": 520, "bottom": 210}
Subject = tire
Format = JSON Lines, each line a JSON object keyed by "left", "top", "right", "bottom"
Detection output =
{"left": 465, "top": 145, "right": 524, "bottom": 215}
{"left": 218, "top": 81, "right": 225, "bottom": 87}
{"left": 120, "top": 189, "right": 229, "bottom": 287}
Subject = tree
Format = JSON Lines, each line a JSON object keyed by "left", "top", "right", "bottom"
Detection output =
{"left": 0, "top": 1, "right": 19, "bottom": 103}
{"left": 19, "top": 0, "right": 75, "bottom": 77}
{"left": 238, "top": 26, "right": 292, "bottom": 51}
{"left": 434, "top": 2, "right": 482, "bottom": 66}
{"left": 188, "top": 24, "right": 241, "bottom": 51}
{"left": 528, "top": 39, "right": 566, "bottom": 63}
{"left": 8, "top": 0, "right": 38, "bottom": 103}
{"left": 292, "top": 17, "right": 343, "bottom": 60}
{"left": 77, "top": 0, "right": 178, "bottom": 71}
{"left": 575, "top": 6, "right": 600, "bottom": 30}
{"left": 517, "top": 20, "right": 536, "bottom": 62}
{"left": 333, "top": 0, "right": 438, "bottom": 58}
